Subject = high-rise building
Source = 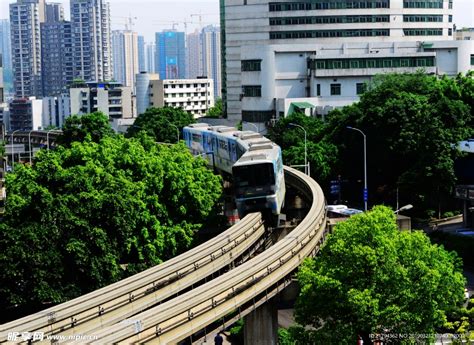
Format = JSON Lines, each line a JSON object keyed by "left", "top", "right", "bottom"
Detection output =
{"left": 9, "top": 0, "right": 45, "bottom": 98}
{"left": 0, "top": 54, "right": 4, "bottom": 103}
{"left": 145, "top": 42, "right": 156, "bottom": 73}
{"left": 70, "top": 0, "right": 112, "bottom": 82}
{"left": 220, "top": 0, "right": 458, "bottom": 123}
{"left": 44, "top": 2, "right": 64, "bottom": 22}
{"left": 201, "top": 26, "right": 221, "bottom": 99}
{"left": 41, "top": 2, "right": 73, "bottom": 97}
{"left": 112, "top": 30, "right": 139, "bottom": 90}
{"left": 187, "top": 30, "right": 202, "bottom": 79}
{"left": 0, "top": 20, "right": 12, "bottom": 95}
{"left": 155, "top": 30, "right": 186, "bottom": 79}
{"left": 138, "top": 35, "right": 146, "bottom": 72}
{"left": 187, "top": 26, "right": 221, "bottom": 98}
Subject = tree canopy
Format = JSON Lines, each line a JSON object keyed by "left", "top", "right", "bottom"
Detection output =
{"left": 0, "top": 134, "right": 222, "bottom": 311}
{"left": 328, "top": 72, "right": 473, "bottom": 215}
{"left": 206, "top": 98, "right": 223, "bottom": 118}
{"left": 267, "top": 112, "right": 337, "bottom": 181}
{"left": 289, "top": 206, "right": 465, "bottom": 344}
{"left": 126, "top": 107, "right": 195, "bottom": 143}
{"left": 58, "top": 112, "right": 114, "bottom": 147}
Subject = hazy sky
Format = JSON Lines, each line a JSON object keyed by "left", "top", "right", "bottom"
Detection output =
{"left": 1, "top": 0, "right": 473, "bottom": 42}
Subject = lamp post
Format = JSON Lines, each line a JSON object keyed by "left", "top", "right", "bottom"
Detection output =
{"left": 243, "top": 121, "right": 259, "bottom": 133}
{"left": 394, "top": 204, "right": 413, "bottom": 214}
{"left": 28, "top": 130, "right": 35, "bottom": 165}
{"left": 289, "top": 123, "right": 309, "bottom": 176}
{"left": 10, "top": 129, "right": 20, "bottom": 168}
{"left": 347, "top": 126, "right": 367, "bottom": 211}
{"left": 46, "top": 129, "right": 56, "bottom": 150}
{"left": 168, "top": 123, "right": 180, "bottom": 143}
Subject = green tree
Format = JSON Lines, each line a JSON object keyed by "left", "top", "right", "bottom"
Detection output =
{"left": 267, "top": 112, "right": 337, "bottom": 181}
{"left": 127, "top": 107, "right": 195, "bottom": 143}
{"left": 291, "top": 206, "right": 465, "bottom": 344}
{"left": 325, "top": 72, "right": 473, "bottom": 216}
{"left": 206, "top": 98, "right": 223, "bottom": 118}
{"left": 58, "top": 112, "right": 114, "bottom": 147}
{"left": 0, "top": 135, "right": 222, "bottom": 311}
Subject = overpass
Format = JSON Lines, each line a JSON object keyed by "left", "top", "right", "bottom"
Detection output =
{"left": 0, "top": 168, "right": 327, "bottom": 344}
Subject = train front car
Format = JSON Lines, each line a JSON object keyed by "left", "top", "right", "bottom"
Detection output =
{"left": 232, "top": 143, "right": 285, "bottom": 218}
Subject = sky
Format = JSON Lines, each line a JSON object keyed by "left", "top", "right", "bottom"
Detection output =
{"left": 0, "top": 0, "right": 473, "bottom": 42}
{"left": 0, "top": 0, "right": 220, "bottom": 42}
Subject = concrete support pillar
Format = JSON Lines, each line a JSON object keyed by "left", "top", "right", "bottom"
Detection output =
{"left": 244, "top": 299, "right": 278, "bottom": 345}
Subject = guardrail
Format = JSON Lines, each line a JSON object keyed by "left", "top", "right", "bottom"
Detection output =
{"left": 4, "top": 131, "right": 62, "bottom": 148}
{"left": 0, "top": 213, "right": 265, "bottom": 343}
{"left": 83, "top": 166, "right": 327, "bottom": 344}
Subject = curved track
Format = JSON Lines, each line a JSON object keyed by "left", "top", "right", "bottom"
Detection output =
{"left": 0, "top": 214, "right": 265, "bottom": 342}
{"left": 1, "top": 166, "right": 327, "bottom": 344}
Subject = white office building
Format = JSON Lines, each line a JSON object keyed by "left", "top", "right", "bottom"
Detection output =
{"left": 220, "top": 0, "right": 468, "bottom": 125}
{"left": 136, "top": 73, "right": 214, "bottom": 118}
{"left": 69, "top": 82, "right": 133, "bottom": 120}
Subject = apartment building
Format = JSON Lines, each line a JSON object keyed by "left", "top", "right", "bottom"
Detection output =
{"left": 9, "top": 0, "right": 45, "bottom": 98}
{"left": 70, "top": 0, "right": 112, "bottom": 82}
{"left": 112, "top": 30, "right": 139, "bottom": 90}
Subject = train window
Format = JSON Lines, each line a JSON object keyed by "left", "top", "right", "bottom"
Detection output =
{"left": 233, "top": 163, "right": 275, "bottom": 190}
{"left": 192, "top": 133, "right": 201, "bottom": 143}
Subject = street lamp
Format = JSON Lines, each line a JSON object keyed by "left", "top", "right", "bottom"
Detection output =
{"left": 46, "top": 129, "right": 56, "bottom": 150}
{"left": 10, "top": 129, "right": 20, "bottom": 168}
{"left": 168, "top": 123, "right": 180, "bottom": 143}
{"left": 346, "top": 126, "right": 367, "bottom": 211}
{"left": 243, "top": 121, "right": 259, "bottom": 133}
{"left": 28, "top": 130, "right": 35, "bottom": 165}
{"left": 395, "top": 204, "right": 413, "bottom": 214}
{"left": 289, "top": 123, "right": 309, "bottom": 176}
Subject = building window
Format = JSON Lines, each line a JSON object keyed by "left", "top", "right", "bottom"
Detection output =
{"left": 309, "top": 56, "right": 436, "bottom": 70}
{"left": 242, "top": 85, "right": 262, "bottom": 97}
{"left": 269, "top": 29, "right": 390, "bottom": 40}
{"left": 356, "top": 83, "right": 366, "bottom": 95}
{"left": 242, "top": 110, "right": 273, "bottom": 122}
{"left": 316, "top": 84, "right": 321, "bottom": 96}
{"left": 403, "top": 28, "right": 443, "bottom": 36}
{"left": 449, "top": 15, "right": 453, "bottom": 22}
{"left": 403, "top": 0, "right": 443, "bottom": 8}
{"left": 330, "top": 83, "right": 341, "bottom": 96}
{"left": 471, "top": 55, "right": 474, "bottom": 65}
{"left": 269, "top": 0, "right": 390, "bottom": 11}
{"left": 270, "top": 15, "right": 390, "bottom": 25}
{"left": 242, "top": 59, "right": 262, "bottom": 71}
{"left": 448, "top": 28, "right": 452, "bottom": 36}
{"left": 403, "top": 15, "right": 443, "bottom": 22}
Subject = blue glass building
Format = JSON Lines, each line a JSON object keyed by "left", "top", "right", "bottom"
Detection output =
{"left": 155, "top": 30, "right": 186, "bottom": 79}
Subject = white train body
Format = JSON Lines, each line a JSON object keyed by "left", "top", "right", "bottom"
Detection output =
{"left": 183, "top": 124, "right": 286, "bottom": 216}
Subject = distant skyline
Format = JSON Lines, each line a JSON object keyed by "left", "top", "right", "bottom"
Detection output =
{"left": 0, "top": 0, "right": 473, "bottom": 41}
{"left": 0, "top": 0, "right": 220, "bottom": 42}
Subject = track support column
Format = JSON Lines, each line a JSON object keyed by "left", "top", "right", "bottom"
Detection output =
{"left": 243, "top": 299, "right": 278, "bottom": 345}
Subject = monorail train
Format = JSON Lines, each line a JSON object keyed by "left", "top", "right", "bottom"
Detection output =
{"left": 183, "top": 123, "right": 285, "bottom": 216}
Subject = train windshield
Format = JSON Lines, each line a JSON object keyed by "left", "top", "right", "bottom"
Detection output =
{"left": 233, "top": 163, "right": 275, "bottom": 196}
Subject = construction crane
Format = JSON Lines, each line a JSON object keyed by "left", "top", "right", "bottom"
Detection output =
{"left": 112, "top": 15, "right": 137, "bottom": 31}
{"left": 190, "top": 13, "right": 218, "bottom": 28}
